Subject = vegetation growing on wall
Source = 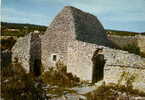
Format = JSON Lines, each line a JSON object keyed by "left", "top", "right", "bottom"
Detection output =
{"left": 1, "top": 61, "right": 80, "bottom": 99}
{"left": 1, "top": 59, "right": 145, "bottom": 99}
{"left": 123, "top": 43, "right": 140, "bottom": 55}
{"left": 1, "top": 63, "right": 46, "bottom": 100}
{"left": 118, "top": 71, "right": 137, "bottom": 89}
{"left": 86, "top": 83, "right": 145, "bottom": 100}
{"left": 85, "top": 71, "right": 145, "bottom": 100}
{"left": 41, "top": 61, "right": 80, "bottom": 88}
{"left": 121, "top": 43, "right": 145, "bottom": 57}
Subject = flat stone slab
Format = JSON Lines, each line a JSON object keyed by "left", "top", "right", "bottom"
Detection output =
{"left": 72, "top": 86, "right": 96, "bottom": 94}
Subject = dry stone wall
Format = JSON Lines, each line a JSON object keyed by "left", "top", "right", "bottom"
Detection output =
{"left": 136, "top": 35, "right": 145, "bottom": 54}
{"left": 103, "top": 47, "right": 145, "bottom": 92}
{"left": 41, "top": 7, "right": 76, "bottom": 69}
{"left": 12, "top": 34, "right": 31, "bottom": 73}
{"left": 67, "top": 41, "right": 97, "bottom": 81}
{"left": 107, "top": 35, "right": 137, "bottom": 48}
{"left": 103, "top": 47, "right": 145, "bottom": 68}
{"left": 67, "top": 40, "right": 145, "bottom": 91}
{"left": 104, "top": 66, "right": 145, "bottom": 92}
{"left": 12, "top": 32, "right": 42, "bottom": 73}
{"left": 41, "top": 6, "right": 114, "bottom": 70}
{"left": 11, "top": 6, "right": 145, "bottom": 90}
{"left": 108, "top": 35, "right": 145, "bottom": 55}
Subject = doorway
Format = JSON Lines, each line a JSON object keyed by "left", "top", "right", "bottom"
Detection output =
{"left": 33, "top": 59, "right": 41, "bottom": 76}
{"left": 92, "top": 52, "right": 105, "bottom": 83}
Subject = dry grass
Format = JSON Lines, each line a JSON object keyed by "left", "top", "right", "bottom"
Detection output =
{"left": 85, "top": 83, "right": 145, "bottom": 100}
{"left": 86, "top": 71, "right": 145, "bottom": 100}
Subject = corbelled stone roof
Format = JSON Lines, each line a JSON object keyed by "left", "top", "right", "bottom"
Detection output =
{"left": 44, "top": 6, "right": 114, "bottom": 47}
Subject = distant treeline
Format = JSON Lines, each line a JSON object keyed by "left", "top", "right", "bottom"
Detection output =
{"left": 1, "top": 22, "right": 145, "bottom": 37}
{"left": 1, "top": 22, "right": 47, "bottom": 37}
{"left": 106, "top": 29, "right": 145, "bottom": 36}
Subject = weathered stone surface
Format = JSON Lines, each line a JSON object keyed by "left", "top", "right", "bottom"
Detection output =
{"left": 108, "top": 35, "right": 137, "bottom": 48}
{"left": 137, "top": 35, "right": 145, "bottom": 54}
{"left": 41, "top": 6, "right": 114, "bottom": 70}
{"left": 103, "top": 47, "right": 145, "bottom": 68}
{"left": 11, "top": 6, "right": 145, "bottom": 90}
{"left": 67, "top": 40, "right": 145, "bottom": 82}
{"left": 12, "top": 34, "right": 31, "bottom": 72}
{"left": 12, "top": 32, "right": 41, "bottom": 73}
{"left": 108, "top": 35, "right": 145, "bottom": 54}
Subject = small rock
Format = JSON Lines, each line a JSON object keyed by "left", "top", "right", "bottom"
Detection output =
{"left": 3, "top": 79, "right": 9, "bottom": 83}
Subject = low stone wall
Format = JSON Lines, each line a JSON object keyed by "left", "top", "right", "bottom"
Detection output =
{"left": 136, "top": 35, "right": 145, "bottom": 54}
{"left": 108, "top": 35, "right": 145, "bottom": 55}
{"left": 107, "top": 35, "right": 137, "bottom": 48}
{"left": 67, "top": 40, "right": 145, "bottom": 83}
{"left": 103, "top": 47, "right": 145, "bottom": 68}
{"left": 103, "top": 47, "right": 145, "bottom": 92}
{"left": 104, "top": 66, "right": 145, "bottom": 92}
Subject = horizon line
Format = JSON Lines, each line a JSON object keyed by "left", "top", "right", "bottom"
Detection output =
{"left": 1, "top": 21, "right": 145, "bottom": 33}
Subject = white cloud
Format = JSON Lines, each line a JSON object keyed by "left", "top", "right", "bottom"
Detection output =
{"left": 67, "top": 0, "right": 145, "bottom": 28}
{"left": 1, "top": 7, "right": 50, "bottom": 25}
{"left": 2, "top": 0, "right": 145, "bottom": 31}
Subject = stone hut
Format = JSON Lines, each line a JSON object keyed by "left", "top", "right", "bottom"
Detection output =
{"left": 41, "top": 6, "right": 114, "bottom": 81}
{"left": 12, "top": 6, "right": 145, "bottom": 86}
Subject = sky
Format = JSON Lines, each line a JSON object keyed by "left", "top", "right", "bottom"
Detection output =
{"left": 1, "top": 0, "right": 145, "bottom": 32}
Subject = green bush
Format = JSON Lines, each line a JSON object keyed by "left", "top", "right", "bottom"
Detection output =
{"left": 123, "top": 44, "right": 140, "bottom": 55}
{"left": 41, "top": 61, "right": 80, "bottom": 87}
{"left": 1, "top": 37, "right": 16, "bottom": 50}
{"left": 1, "top": 63, "right": 45, "bottom": 100}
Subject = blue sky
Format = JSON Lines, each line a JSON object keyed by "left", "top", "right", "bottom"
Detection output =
{"left": 1, "top": 0, "right": 145, "bottom": 32}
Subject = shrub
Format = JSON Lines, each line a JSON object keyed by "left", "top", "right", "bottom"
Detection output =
{"left": 118, "top": 71, "right": 136, "bottom": 89}
{"left": 1, "top": 37, "right": 16, "bottom": 51}
{"left": 123, "top": 43, "right": 140, "bottom": 55}
{"left": 86, "top": 83, "right": 145, "bottom": 100}
{"left": 85, "top": 71, "right": 145, "bottom": 100}
{"left": 140, "top": 52, "right": 145, "bottom": 58}
{"left": 41, "top": 61, "right": 80, "bottom": 87}
{"left": 1, "top": 63, "right": 45, "bottom": 100}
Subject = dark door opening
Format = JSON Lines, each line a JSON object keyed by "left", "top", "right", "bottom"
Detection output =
{"left": 52, "top": 55, "right": 57, "bottom": 61}
{"left": 92, "top": 50, "right": 106, "bottom": 83}
{"left": 33, "top": 59, "right": 41, "bottom": 76}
